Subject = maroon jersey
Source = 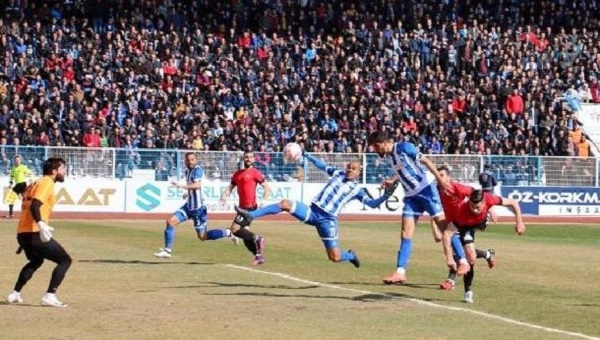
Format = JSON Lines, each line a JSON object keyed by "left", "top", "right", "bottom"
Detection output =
{"left": 231, "top": 166, "right": 266, "bottom": 209}
{"left": 438, "top": 181, "right": 474, "bottom": 216}
{"left": 450, "top": 193, "right": 502, "bottom": 229}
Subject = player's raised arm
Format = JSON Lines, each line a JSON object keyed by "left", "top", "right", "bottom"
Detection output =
{"left": 303, "top": 152, "right": 336, "bottom": 176}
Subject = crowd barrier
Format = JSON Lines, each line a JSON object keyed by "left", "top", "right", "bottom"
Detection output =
{"left": 3, "top": 178, "right": 597, "bottom": 217}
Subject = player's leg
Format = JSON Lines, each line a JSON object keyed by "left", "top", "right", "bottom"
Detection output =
{"left": 154, "top": 206, "right": 186, "bottom": 257}
{"left": 7, "top": 233, "right": 45, "bottom": 304}
{"left": 316, "top": 218, "right": 360, "bottom": 268}
{"left": 227, "top": 209, "right": 266, "bottom": 265}
{"left": 235, "top": 199, "right": 291, "bottom": 223}
{"left": 40, "top": 238, "right": 72, "bottom": 307}
{"left": 462, "top": 229, "right": 477, "bottom": 303}
{"left": 383, "top": 197, "right": 419, "bottom": 284}
{"left": 475, "top": 248, "right": 496, "bottom": 268}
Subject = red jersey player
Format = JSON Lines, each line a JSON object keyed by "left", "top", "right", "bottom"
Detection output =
{"left": 434, "top": 165, "right": 498, "bottom": 291}
{"left": 220, "top": 151, "right": 272, "bottom": 265}
{"left": 444, "top": 189, "right": 526, "bottom": 303}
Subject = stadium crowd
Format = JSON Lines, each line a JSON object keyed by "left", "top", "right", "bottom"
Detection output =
{"left": 0, "top": 0, "right": 598, "bottom": 182}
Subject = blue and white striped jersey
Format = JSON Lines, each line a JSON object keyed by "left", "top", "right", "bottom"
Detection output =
{"left": 390, "top": 142, "right": 433, "bottom": 197}
{"left": 185, "top": 165, "right": 204, "bottom": 210}
{"left": 312, "top": 167, "right": 366, "bottom": 217}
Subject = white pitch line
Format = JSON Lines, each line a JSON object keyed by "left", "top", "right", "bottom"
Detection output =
{"left": 226, "top": 264, "right": 599, "bottom": 340}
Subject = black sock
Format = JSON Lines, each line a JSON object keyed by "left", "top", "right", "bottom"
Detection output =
{"left": 9, "top": 204, "right": 13, "bottom": 215}
{"left": 463, "top": 263, "right": 475, "bottom": 292}
{"left": 234, "top": 228, "right": 258, "bottom": 255}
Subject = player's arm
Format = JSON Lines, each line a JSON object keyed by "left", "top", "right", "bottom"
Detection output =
{"left": 420, "top": 155, "right": 451, "bottom": 192}
{"left": 498, "top": 196, "right": 526, "bottom": 235}
{"left": 28, "top": 180, "right": 54, "bottom": 232}
{"left": 259, "top": 181, "right": 271, "bottom": 204}
{"left": 172, "top": 180, "right": 201, "bottom": 190}
{"left": 357, "top": 188, "right": 390, "bottom": 208}
{"left": 303, "top": 152, "right": 336, "bottom": 176}
{"left": 219, "top": 183, "right": 236, "bottom": 205}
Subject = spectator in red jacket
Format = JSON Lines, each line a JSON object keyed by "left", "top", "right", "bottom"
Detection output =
{"left": 506, "top": 89, "right": 524, "bottom": 115}
{"left": 82, "top": 127, "right": 101, "bottom": 147}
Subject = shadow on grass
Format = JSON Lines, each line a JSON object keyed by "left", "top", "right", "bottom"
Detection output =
{"left": 330, "top": 281, "right": 441, "bottom": 290}
{"left": 79, "top": 259, "right": 213, "bottom": 265}
{"left": 168, "top": 281, "right": 442, "bottom": 303}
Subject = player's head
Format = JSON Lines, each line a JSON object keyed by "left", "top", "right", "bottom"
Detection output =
{"left": 345, "top": 161, "right": 362, "bottom": 180}
{"left": 43, "top": 157, "right": 66, "bottom": 183}
{"left": 184, "top": 152, "right": 197, "bottom": 170}
{"left": 367, "top": 131, "right": 393, "bottom": 157}
{"left": 468, "top": 189, "right": 485, "bottom": 215}
{"left": 436, "top": 165, "right": 452, "bottom": 185}
{"left": 14, "top": 154, "right": 22, "bottom": 165}
{"left": 242, "top": 151, "right": 254, "bottom": 169}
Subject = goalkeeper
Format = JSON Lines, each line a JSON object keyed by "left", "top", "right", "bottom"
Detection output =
{"left": 5, "top": 157, "right": 72, "bottom": 308}
{"left": 235, "top": 152, "right": 398, "bottom": 268}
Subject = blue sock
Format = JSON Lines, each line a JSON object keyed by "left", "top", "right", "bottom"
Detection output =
{"left": 206, "top": 229, "right": 229, "bottom": 240}
{"left": 340, "top": 250, "right": 354, "bottom": 263}
{"left": 397, "top": 238, "right": 412, "bottom": 268}
{"left": 451, "top": 233, "right": 465, "bottom": 259}
{"left": 164, "top": 225, "right": 175, "bottom": 250}
{"left": 250, "top": 203, "right": 282, "bottom": 219}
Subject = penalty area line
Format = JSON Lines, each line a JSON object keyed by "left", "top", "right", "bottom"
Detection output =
{"left": 226, "top": 264, "right": 598, "bottom": 340}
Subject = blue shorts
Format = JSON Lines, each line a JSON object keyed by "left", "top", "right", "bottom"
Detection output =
{"left": 289, "top": 202, "right": 339, "bottom": 249}
{"left": 402, "top": 184, "right": 443, "bottom": 218}
{"left": 174, "top": 205, "right": 208, "bottom": 232}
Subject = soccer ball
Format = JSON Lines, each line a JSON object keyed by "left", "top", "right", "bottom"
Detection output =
{"left": 283, "top": 142, "right": 302, "bottom": 161}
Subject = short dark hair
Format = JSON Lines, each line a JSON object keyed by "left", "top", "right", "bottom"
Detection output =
{"left": 437, "top": 165, "right": 451, "bottom": 173}
{"left": 42, "top": 157, "right": 66, "bottom": 175}
{"left": 367, "top": 131, "right": 390, "bottom": 145}
{"left": 469, "top": 189, "right": 485, "bottom": 204}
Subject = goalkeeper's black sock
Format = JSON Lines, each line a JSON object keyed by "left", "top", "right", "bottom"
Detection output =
{"left": 8, "top": 204, "right": 13, "bottom": 216}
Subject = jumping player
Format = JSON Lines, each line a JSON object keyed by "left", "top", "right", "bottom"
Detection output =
{"left": 367, "top": 131, "right": 469, "bottom": 285}
{"left": 235, "top": 152, "right": 396, "bottom": 268}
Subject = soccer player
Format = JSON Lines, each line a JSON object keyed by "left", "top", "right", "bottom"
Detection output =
{"left": 444, "top": 189, "right": 526, "bottom": 303}
{"left": 5, "top": 157, "right": 72, "bottom": 307}
{"left": 219, "top": 151, "right": 271, "bottom": 265}
{"left": 235, "top": 152, "right": 396, "bottom": 268}
{"left": 5, "top": 154, "right": 33, "bottom": 218}
{"left": 154, "top": 152, "right": 232, "bottom": 258}
{"left": 434, "top": 165, "right": 497, "bottom": 291}
{"left": 367, "top": 131, "right": 469, "bottom": 284}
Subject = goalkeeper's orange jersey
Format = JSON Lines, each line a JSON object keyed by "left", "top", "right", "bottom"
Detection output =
{"left": 18, "top": 176, "right": 56, "bottom": 233}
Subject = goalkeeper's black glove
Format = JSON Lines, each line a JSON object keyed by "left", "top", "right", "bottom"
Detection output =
{"left": 383, "top": 180, "right": 399, "bottom": 197}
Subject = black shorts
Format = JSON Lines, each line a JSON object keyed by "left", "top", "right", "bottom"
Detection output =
{"left": 12, "top": 182, "right": 27, "bottom": 195}
{"left": 233, "top": 206, "right": 257, "bottom": 228}
{"left": 458, "top": 228, "right": 477, "bottom": 245}
{"left": 17, "top": 232, "right": 71, "bottom": 264}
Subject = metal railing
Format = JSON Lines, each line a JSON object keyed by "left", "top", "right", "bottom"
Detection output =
{"left": 0, "top": 145, "right": 597, "bottom": 187}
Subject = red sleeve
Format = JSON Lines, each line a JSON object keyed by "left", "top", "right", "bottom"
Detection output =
{"left": 253, "top": 168, "right": 265, "bottom": 184}
{"left": 484, "top": 193, "right": 502, "bottom": 208}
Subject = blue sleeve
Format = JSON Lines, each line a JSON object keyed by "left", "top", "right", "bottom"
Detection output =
{"left": 304, "top": 152, "right": 336, "bottom": 176}
{"left": 397, "top": 142, "right": 420, "bottom": 160}
{"left": 192, "top": 167, "right": 203, "bottom": 182}
{"left": 356, "top": 188, "right": 389, "bottom": 208}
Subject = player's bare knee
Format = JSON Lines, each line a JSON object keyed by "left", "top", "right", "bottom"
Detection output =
{"left": 166, "top": 217, "right": 178, "bottom": 226}
{"left": 280, "top": 199, "right": 293, "bottom": 211}
{"left": 328, "top": 254, "right": 341, "bottom": 262}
